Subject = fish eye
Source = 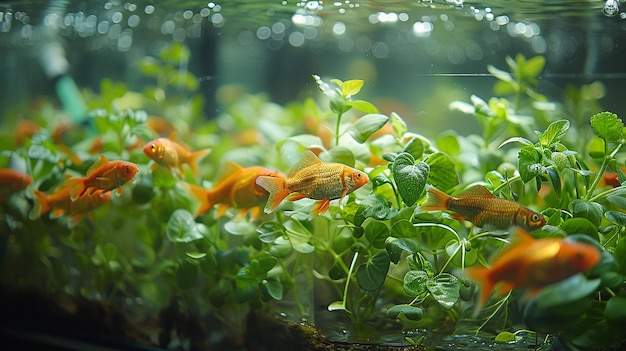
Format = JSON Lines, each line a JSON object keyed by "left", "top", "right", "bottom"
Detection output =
{"left": 356, "top": 172, "right": 362, "bottom": 179}
{"left": 531, "top": 214, "right": 540, "bottom": 222}
{"left": 151, "top": 144, "right": 157, "bottom": 152}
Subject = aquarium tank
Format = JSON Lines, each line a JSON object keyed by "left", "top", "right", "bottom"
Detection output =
{"left": 2, "top": 0, "right": 626, "bottom": 350}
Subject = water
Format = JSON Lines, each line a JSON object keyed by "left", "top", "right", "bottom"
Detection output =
{"left": 1, "top": 0, "right": 625, "bottom": 135}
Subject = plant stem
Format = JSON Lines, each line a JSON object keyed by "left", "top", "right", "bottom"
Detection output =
{"left": 335, "top": 110, "right": 343, "bottom": 146}
{"left": 585, "top": 142, "right": 623, "bottom": 201}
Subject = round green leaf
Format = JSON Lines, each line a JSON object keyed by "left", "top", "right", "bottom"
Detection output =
{"left": 561, "top": 217, "right": 599, "bottom": 240}
{"left": 590, "top": 111, "right": 623, "bottom": 143}
{"left": 235, "top": 267, "right": 259, "bottom": 303}
{"left": 262, "top": 279, "right": 283, "bottom": 301}
{"left": 426, "top": 273, "right": 460, "bottom": 310}
{"left": 386, "top": 304, "right": 423, "bottom": 321}
{"left": 257, "top": 221, "right": 285, "bottom": 243}
{"left": 166, "top": 209, "right": 205, "bottom": 243}
{"left": 403, "top": 270, "right": 429, "bottom": 296}
{"left": 425, "top": 152, "right": 459, "bottom": 192}
{"left": 356, "top": 250, "right": 390, "bottom": 291}
{"left": 385, "top": 236, "right": 420, "bottom": 264}
{"left": 604, "top": 296, "right": 626, "bottom": 324}
{"left": 571, "top": 200, "right": 603, "bottom": 228}
{"left": 518, "top": 145, "right": 541, "bottom": 183}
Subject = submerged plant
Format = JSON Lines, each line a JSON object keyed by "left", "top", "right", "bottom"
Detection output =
{"left": 1, "top": 51, "right": 625, "bottom": 350}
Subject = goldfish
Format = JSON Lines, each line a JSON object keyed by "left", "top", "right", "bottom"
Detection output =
{"left": 466, "top": 227, "right": 601, "bottom": 309}
{"left": 63, "top": 155, "right": 139, "bottom": 200}
{"left": 422, "top": 185, "right": 546, "bottom": 231}
{"left": 189, "top": 162, "right": 284, "bottom": 219}
{"left": 0, "top": 169, "right": 33, "bottom": 204}
{"left": 256, "top": 150, "right": 369, "bottom": 216}
{"left": 143, "top": 137, "right": 210, "bottom": 176}
{"left": 31, "top": 187, "right": 112, "bottom": 223}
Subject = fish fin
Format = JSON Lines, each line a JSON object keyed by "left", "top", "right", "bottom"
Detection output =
{"left": 214, "top": 161, "right": 242, "bottom": 184}
{"left": 51, "top": 208, "right": 66, "bottom": 219}
{"left": 287, "top": 150, "right": 322, "bottom": 177}
{"left": 312, "top": 199, "right": 331, "bottom": 216}
{"left": 188, "top": 148, "right": 211, "bottom": 176}
{"left": 286, "top": 193, "right": 307, "bottom": 201}
{"left": 216, "top": 204, "right": 230, "bottom": 218}
{"left": 86, "top": 155, "right": 109, "bottom": 176}
{"left": 188, "top": 184, "right": 214, "bottom": 217}
{"left": 115, "top": 187, "right": 123, "bottom": 196}
{"left": 421, "top": 186, "right": 451, "bottom": 211}
{"left": 449, "top": 212, "right": 467, "bottom": 221}
{"left": 30, "top": 190, "right": 49, "bottom": 219}
{"left": 456, "top": 184, "right": 495, "bottom": 198}
{"left": 248, "top": 207, "right": 261, "bottom": 220}
{"left": 64, "top": 177, "right": 87, "bottom": 201}
{"left": 256, "top": 176, "right": 289, "bottom": 213}
{"left": 465, "top": 266, "right": 495, "bottom": 310}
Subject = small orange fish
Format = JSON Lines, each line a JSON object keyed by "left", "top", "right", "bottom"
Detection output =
{"left": 143, "top": 137, "right": 210, "bottom": 176}
{"left": 189, "top": 162, "right": 284, "bottom": 219}
{"left": 0, "top": 169, "right": 33, "bottom": 203}
{"left": 256, "top": 150, "right": 370, "bottom": 216}
{"left": 63, "top": 155, "right": 139, "bottom": 200}
{"left": 466, "top": 227, "right": 601, "bottom": 309}
{"left": 32, "top": 187, "right": 112, "bottom": 223}
{"left": 422, "top": 185, "right": 546, "bottom": 231}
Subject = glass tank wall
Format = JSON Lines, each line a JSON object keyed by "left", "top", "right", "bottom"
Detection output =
{"left": 1, "top": 1, "right": 626, "bottom": 350}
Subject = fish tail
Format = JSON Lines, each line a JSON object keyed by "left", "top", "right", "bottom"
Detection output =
{"left": 465, "top": 266, "right": 495, "bottom": 310}
{"left": 188, "top": 184, "right": 214, "bottom": 217}
{"left": 188, "top": 148, "right": 211, "bottom": 176}
{"left": 422, "top": 186, "right": 451, "bottom": 211}
{"left": 30, "top": 190, "right": 50, "bottom": 219}
{"left": 256, "top": 176, "right": 289, "bottom": 213}
{"left": 64, "top": 177, "right": 87, "bottom": 201}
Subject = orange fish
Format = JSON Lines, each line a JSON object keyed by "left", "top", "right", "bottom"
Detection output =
{"left": 466, "top": 227, "right": 601, "bottom": 309}
{"left": 256, "top": 150, "right": 370, "bottom": 216}
{"left": 422, "top": 185, "right": 546, "bottom": 231}
{"left": 143, "top": 137, "right": 210, "bottom": 176}
{"left": 0, "top": 169, "right": 33, "bottom": 203}
{"left": 63, "top": 155, "right": 139, "bottom": 200}
{"left": 189, "top": 162, "right": 284, "bottom": 219}
{"left": 32, "top": 187, "right": 112, "bottom": 223}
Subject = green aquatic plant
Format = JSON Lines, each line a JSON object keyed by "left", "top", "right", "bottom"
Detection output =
{"left": 1, "top": 50, "right": 626, "bottom": 351}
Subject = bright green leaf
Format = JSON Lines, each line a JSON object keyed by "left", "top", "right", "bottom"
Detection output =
{"left": 518, "top": 145, "right": 541, "bottom": 182}
{"left": 540, "top": 120, "right": 570, "bottom": 148}
{"left": 390, "top": 112, "right": 408, "bottom": 139}
{"left": 403, "top": 270, "right": 429, "bottom": 296}
{"left": 347, "top": 99, "right": 379, "bottom": 114}
{"left": 347, "top": 114, "right": 389, "bottom": 143}
{"left": 425, "top": 152, "right": 459, "bottom": 192}
{"left": 590, "top": 111, "right": 623, "bottom": 143}
{"left": 392, "top": 152, "right": 429, "bottom": 206}
{"left": 340, "top": 79, "right": 364, "bottom": 97}
{"left": 426, "top": 273, "right": 460, "bottom": 310}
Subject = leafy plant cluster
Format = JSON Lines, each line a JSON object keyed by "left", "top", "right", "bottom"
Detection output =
{"left": 1, "top": 49, "right": 626, "bottom": 350}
